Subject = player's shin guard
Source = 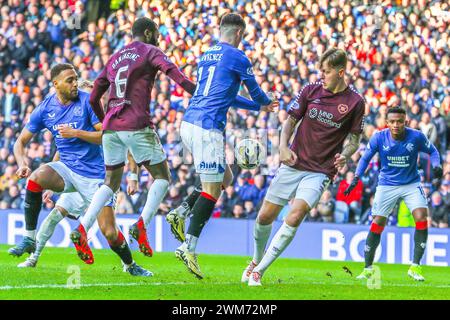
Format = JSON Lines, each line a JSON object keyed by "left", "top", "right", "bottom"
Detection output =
{"left": 141, "top": 179, "right": 169, "bottom": 226}
{"left": 413, "top": 220, "right": 428, "bottom": 265}
{"left": 108, "top": 230, "right": 133, "bottom": 265}
{"left": 80, "top": 185, "right": 114, "bottom": 231}
{"left": 252, "top": 222, "right": 272, "bottom": 264}
{"left": 364, "top": 222, "right": 384, "bottom": 268}
{"left": 35, "top": 207, "right": 64, "bottom": 257}
{"left": 185, "top": 192, "right": 217, "bottom": 253}
{"left": 178, "top": 183, "right": 202, "bottom": 218}
{"left": 254, "top": 222, "right": 297, "bottom": 274}
{"left": 24, "top": 180, "right": 44, "bottom": 239}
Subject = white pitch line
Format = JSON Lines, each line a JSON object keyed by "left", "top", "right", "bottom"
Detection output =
{"left": 2, "top": 279, "right": 450, "bottom": 290}
{"left": 0, "top": 281, "right": 188, "bottom": 290}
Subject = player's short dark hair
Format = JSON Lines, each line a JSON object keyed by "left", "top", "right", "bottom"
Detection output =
{"left": 220, "top": 13, "right": 246, "bottom": 31}
{"left": 386, "top": 106, "right": 406, "bottom": 117}
{"left": 51, "top": 63, "right": 75, "bottom": 80}
{"left": 132, "top": 17, "right": 158, "bottom": 37}
{"left": 319, "top": 48, "right": 347, "bottom": 70}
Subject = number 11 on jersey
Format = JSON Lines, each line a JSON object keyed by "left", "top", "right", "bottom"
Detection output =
{"left": 194, "top": 66, "right": 216, "bottom": 97}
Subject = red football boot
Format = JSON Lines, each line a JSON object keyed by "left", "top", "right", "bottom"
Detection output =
{"left": 129, "top": 217, "right": 153, "bottom": 257}
{"left": 70, "top": 224, "right": 94, "bottom": 264}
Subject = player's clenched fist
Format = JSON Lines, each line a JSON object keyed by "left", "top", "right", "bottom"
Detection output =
{"left": 58, "top": 126, "right": 79, "bottom": 138}
{"left": 280, "top": 146, "right": 298, "bottom": 166}
{"left": 16, "top": 166, "right": 31, "bottom": 179}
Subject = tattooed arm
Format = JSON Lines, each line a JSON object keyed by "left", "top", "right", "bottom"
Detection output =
{"left": 334, "top": 132, "right": 361, "bottom": 170}
{"left": 280, "top": 115, "right": 300, "bottom": 166}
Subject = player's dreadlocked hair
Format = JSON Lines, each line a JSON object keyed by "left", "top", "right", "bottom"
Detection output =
{"left": 319, "top": 48, "right": 348, "bottom": 70}
{"left": 50, "top": 63, "right": 75, "bottom": 80}
{"left": 132, "top": 17, "right": 158, "bottom": 37}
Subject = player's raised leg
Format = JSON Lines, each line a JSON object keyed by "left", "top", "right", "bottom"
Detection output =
{"left": 167, "top": 165, "right": 234, "bottom": 243}
{"left": 9, "top": 165, "right": 65, "bottom": 257}
{"left": 98, "top": 206, "right": 152, "bottom": 277}
{"left": 166, "top": 182, "right": 202, "bottom": 242}
{"left": 128, "top": 128, "right": 171, "bottom": 257}
{"left": 70, "top": 131, "right": 124, "bottom": 264}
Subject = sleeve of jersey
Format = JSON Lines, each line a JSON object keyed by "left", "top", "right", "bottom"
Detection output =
{"left": 152, "top": 49, "right": 196, "bottom": 95}
{"left": 89, "top": 68, "right": 110, "bottom": 122}
{"left": 287, "top": 84, "right": 311, "bottom": 121}
{"left": 350, "top": 100, "right": 366, "bottom": 134}
{"left": 87, "top": 101, "right": 101, "bottom": 126}
{"left": 25, "top": 106, "right": 44, "bottom": 133}
{"left": 355, "top": 133, "right": 378, "bottom": 177}
{"left": 419, "top": 132, "right": 441, "bottom": 167}
{"left": 235, "top": 55, "right": 272, "bottom": 106}
{"left": 231, "top": 95, "right": 260, "bottom": 111}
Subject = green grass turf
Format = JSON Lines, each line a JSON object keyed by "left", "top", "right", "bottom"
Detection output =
{"left": 0, "top": 244, "right": 449, "bottom": 300}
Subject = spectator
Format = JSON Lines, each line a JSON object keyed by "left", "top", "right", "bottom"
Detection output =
{"left": 419, "top": 112, "right": 438, "bottom": 145}
{"left": 316, "top": 190, "right": 335, "bottom": 223}
{"left": 430, "top": 191, "right": 449, "bottom": 228}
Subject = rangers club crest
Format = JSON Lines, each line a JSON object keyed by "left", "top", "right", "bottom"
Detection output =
{"left": 338, "top": 104, "right": 348, "bottom": 114}
{"left": 73, "top": 106, "right": 83, "bottom": 116}
{"left": 406, "top": 143, "right": 414, "bottom": 152}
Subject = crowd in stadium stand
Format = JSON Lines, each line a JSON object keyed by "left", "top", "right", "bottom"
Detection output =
{"left": 0, "top": 0, "right": 449, "bottom": 228}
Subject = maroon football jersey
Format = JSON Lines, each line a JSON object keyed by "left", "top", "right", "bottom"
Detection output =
{"left": 287, "top": 82, "right": 365, "bottom": 178}
{"left": 90, "top": 41, "right": 195, "bottom": 131}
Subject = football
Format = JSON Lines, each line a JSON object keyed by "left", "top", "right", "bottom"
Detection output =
{"left": 234, "top": 138, "right": 265, "bottom": 170}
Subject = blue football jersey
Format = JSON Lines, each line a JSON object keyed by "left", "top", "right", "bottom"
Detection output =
{"left": 183, "top": 42, "right": 271, "bottom": 131}
{"left": 26, "top": 90, "right": 105, "bottom": 179}
{"left": 356, "top": 128, "right": 440, "bottom": 186}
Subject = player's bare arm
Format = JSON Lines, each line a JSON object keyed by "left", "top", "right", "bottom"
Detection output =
{"left": 58, "top": 123, "right": 103, "bottom": 144}
{"left": 13, "top": 128, "right": 34, "bottom": 178}
{"left": 279, "top": 115, "right": 299, "bottom": 166}
{"left": 334, "top": 132, "right": 361, "bottom": 170}
{"left": 127, "top": 151, "right": 139, "bottom": 196}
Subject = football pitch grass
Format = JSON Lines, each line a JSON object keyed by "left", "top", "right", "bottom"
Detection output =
{"left": 0, "top": 244, "right": 449, "bottom": 300}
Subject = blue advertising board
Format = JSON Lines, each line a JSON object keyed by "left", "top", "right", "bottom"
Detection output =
{"left": 0, "top": 210, "right": 448, "bottom": 266}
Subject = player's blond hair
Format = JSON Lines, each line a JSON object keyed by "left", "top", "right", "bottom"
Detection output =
{"left": 319, "top": 48, "right": 347, "bottom": 70}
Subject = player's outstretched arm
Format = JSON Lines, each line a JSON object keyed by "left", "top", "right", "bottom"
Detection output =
{"left": 279, "top": 116, "right": 299, "bottom": 166}
{"left": 153, "top": 49, "right": 196, "bottom": 95}
{"left": 58, "top": 123, "right": 103, "bottom": 145}
{"left": 13, "top": 128, "right": 34, "bottom": 178}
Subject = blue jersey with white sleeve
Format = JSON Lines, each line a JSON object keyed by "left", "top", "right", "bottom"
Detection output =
{"left": 355, "top": 128, "right": 440, "bottom": 186}
{"left": 26, "top": 90, "right": 105, "bottom": 179}
{"left": 183, "top": 42, "right": 272, "bottom": 131}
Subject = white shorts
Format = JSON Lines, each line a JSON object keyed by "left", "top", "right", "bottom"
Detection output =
{"left": 55, "top": 192, "right": 117, "bottom": 220}
{"left": 47, "top": 161, "right": 115, "bottom": 213}
{"left": 180, "top": 121, "right": 225, "bottom": 183}
{"left": 102, "top": 127, "right": 167, "bottom": 168}
{"left": 372, "top": 182, "right": 428, "bottom": 217}
{"left": 265, "top": 164, "right": 331, "bottom": 208}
